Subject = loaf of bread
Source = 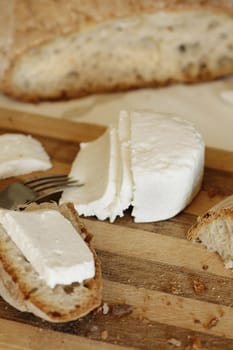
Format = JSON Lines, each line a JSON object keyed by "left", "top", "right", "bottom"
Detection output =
{"left": 0, "top": 0, "right": 232, "bottom": 102}
{"left": 0, "top": 202, "right": 102, "bottom": 322}
{"left": 187, "top": 195, "right": 233, "bottom": 268}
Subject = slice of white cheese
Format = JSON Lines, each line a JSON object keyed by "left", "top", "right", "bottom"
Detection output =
{"left": 98, "top": 111, "right": 133, "bottom": 222}
{"left": 114, "top": 111, "right": 133, "bottom": 216}
{"left": 0, "top": 209, "right": 95, "bottom": 287}
{"left": 130, "top": 111, "right": 205, "bottom": 222}
{"left": 61, "top": 114, "right": 133, "bottom": 222}
{"left": 61, "top": 128, "right": 119, "bottom": 221}
{"left": 0, "top": 133, "right": 52, "bottom": 179}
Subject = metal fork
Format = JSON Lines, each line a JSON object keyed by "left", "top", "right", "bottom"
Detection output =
{"left": 0, "top": 174, "right": 82, "bottom": 209}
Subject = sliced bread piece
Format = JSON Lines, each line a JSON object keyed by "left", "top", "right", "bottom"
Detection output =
{"left": 187, "top": 196, "right": 233, "bottom": 268}
{"left": 0, "top": 202, "right": 102, "bottom": 322}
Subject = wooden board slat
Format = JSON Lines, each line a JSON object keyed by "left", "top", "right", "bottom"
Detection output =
{"left": 0, "top": 106, "right": 105, "bottom": 142}
{"left": 0, "top": 109, "right": 232, "bottom": 350}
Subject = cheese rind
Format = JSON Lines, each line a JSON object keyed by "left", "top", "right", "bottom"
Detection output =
{"left": 130, "top": 111, "right": 204, "bottom": 222}
{"left": 0, "top": 133, "right": 52, "bottom": 179}
{"left": 0, "top": 209, "right": 95, "bottom": 287}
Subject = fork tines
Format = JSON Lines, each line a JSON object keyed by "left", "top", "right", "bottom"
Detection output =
{"left": 24, "top": 174, "right": 81, "bottom": 192}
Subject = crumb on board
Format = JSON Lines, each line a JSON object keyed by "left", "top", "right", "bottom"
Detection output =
{"left": 102, "top": 302, "right": 110, "bottom": 315}
{"left": 192, "top": 279, "right": 208, "bottom": 295}
{"left": 186, "top": 336, "right": 203, "bottom": 350}
{"left": 101, "top": 330, "right": 108, "bottom": 340}
{"left": 203, "top": 316, "right": 219, "bottom": 329}
{"left": 170, "top": 281, "right": 182, "bottom": 295}
{"left": 168, "top": 338, "right": 182, "bottom": 347}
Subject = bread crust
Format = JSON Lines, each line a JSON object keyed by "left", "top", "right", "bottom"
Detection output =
{"left": 3, "top": 0, "right": 233, "bottom": 58}
{"left": 4, "top": 65, "right": 233, "bottom": 104}
{"left": 0, "top": 202, "right": 102, "bottom": 322}
{"left": 1, "top": 0, "right": 233, "bottom": 101}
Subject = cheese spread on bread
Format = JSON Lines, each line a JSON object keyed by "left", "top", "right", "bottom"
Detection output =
{"left": 61, "top": 110, "right": 204, "bottom": 222}
{"left": 0, "top": 209, "right": 95, "bottom": 287}
{"left": 0, "top": 133, "right": 52, "bottom": 179}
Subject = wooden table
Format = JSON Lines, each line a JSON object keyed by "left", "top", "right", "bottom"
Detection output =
{"left": 0, "top": 108, "right": 233, "bottom": 350}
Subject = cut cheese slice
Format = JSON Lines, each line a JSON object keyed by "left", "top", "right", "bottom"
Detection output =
{"left": 102, "top": 111, "right": 133, "bottom": 221}
{"left": 61, "top": 115, "right": 133, "bottom": 222}
{"left": 61, "top": 128, "right": 120, "bottom": 221}
{"left": 130, "top": 111, "right": 205, "bottom": 222}
{"left": 117, "top": 111, "right": 133, "bottom": 215}
{"left": 0, "top": 133, "right": 52, "bottom": 179}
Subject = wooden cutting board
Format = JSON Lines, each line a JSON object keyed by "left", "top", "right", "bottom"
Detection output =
{"left": 0, "top": 107, "right": 233, "bottom": 350}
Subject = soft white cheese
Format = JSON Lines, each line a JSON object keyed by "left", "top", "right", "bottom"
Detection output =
{"left": 97, "top": 111, "right": 133, "bottom": 222}
{"left": 61, "top": 128, "right": 119, "bottom": 221}
{"left": 0, "top": 209, "right": 95, "bottom": 287}
{"left": 61, "top": 114, "right": 133, "bottom": 222}
{"left": 130, "top": 111, "right": 205, "bottom": 222}
{"left": 0, "top": 133, "right": 52, "bottom": 179}
{"left": 61, "top": 110, "right": 204, "bottom": 223}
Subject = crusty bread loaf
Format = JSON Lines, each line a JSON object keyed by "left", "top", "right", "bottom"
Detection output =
{"left": 0, "top": 0, "right": 233, "bottom": 102}
{"left": 0, "top": 202, "right": 102, "bottom": 322}
{"left": 187, "top": 195, "right": 233, "bottom": 268}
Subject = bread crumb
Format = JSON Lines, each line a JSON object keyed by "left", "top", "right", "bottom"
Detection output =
{"left": 170, "top": 281, "right": 182, "bottom": 295}
{"left": 168, "top": 338, "right": 182, "bottom": 347}
{"left": 101, "top": 330, "right": 108, "bottom": 340}
{"left": 203, "top": 316, "right": 219, "bottom": 329}
{"left": 186, "top": 336, "right": 203, "bottom": 349}
{"left": 102, "top": 302, "right": 110, "bottom": 315}
{"left": 192, "top": 279, "right": 207, "bottom": 295}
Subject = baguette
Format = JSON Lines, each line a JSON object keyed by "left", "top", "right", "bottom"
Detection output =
{"left": 0, "top": 0, "right": 233, "bottom": 102}
{"left": 187, "top": 196, "right": 233, "bottom": 269}
{"left": 0, "top": 202, "right": 102, "bottom": 322}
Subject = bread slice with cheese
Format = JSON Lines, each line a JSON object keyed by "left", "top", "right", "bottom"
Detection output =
{"left": 0, "top": 0, "right": 233, "bottom": 102}
{"left": 0, "top": 202, "right": 102, "bottom": 322}
{"left": 187, "top": 195, "right": 233, "bottom": 268}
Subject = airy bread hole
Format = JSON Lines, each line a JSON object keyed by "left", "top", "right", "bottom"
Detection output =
{"left": 64, "top": 282, "right": 80, "bottom": 295}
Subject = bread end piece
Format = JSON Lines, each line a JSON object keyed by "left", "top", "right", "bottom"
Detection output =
{"left": 0, "top": 202, "right": 102, "bottom": 322}
{"left": 187, "top": 206, "right": 233, "bottom": 268}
